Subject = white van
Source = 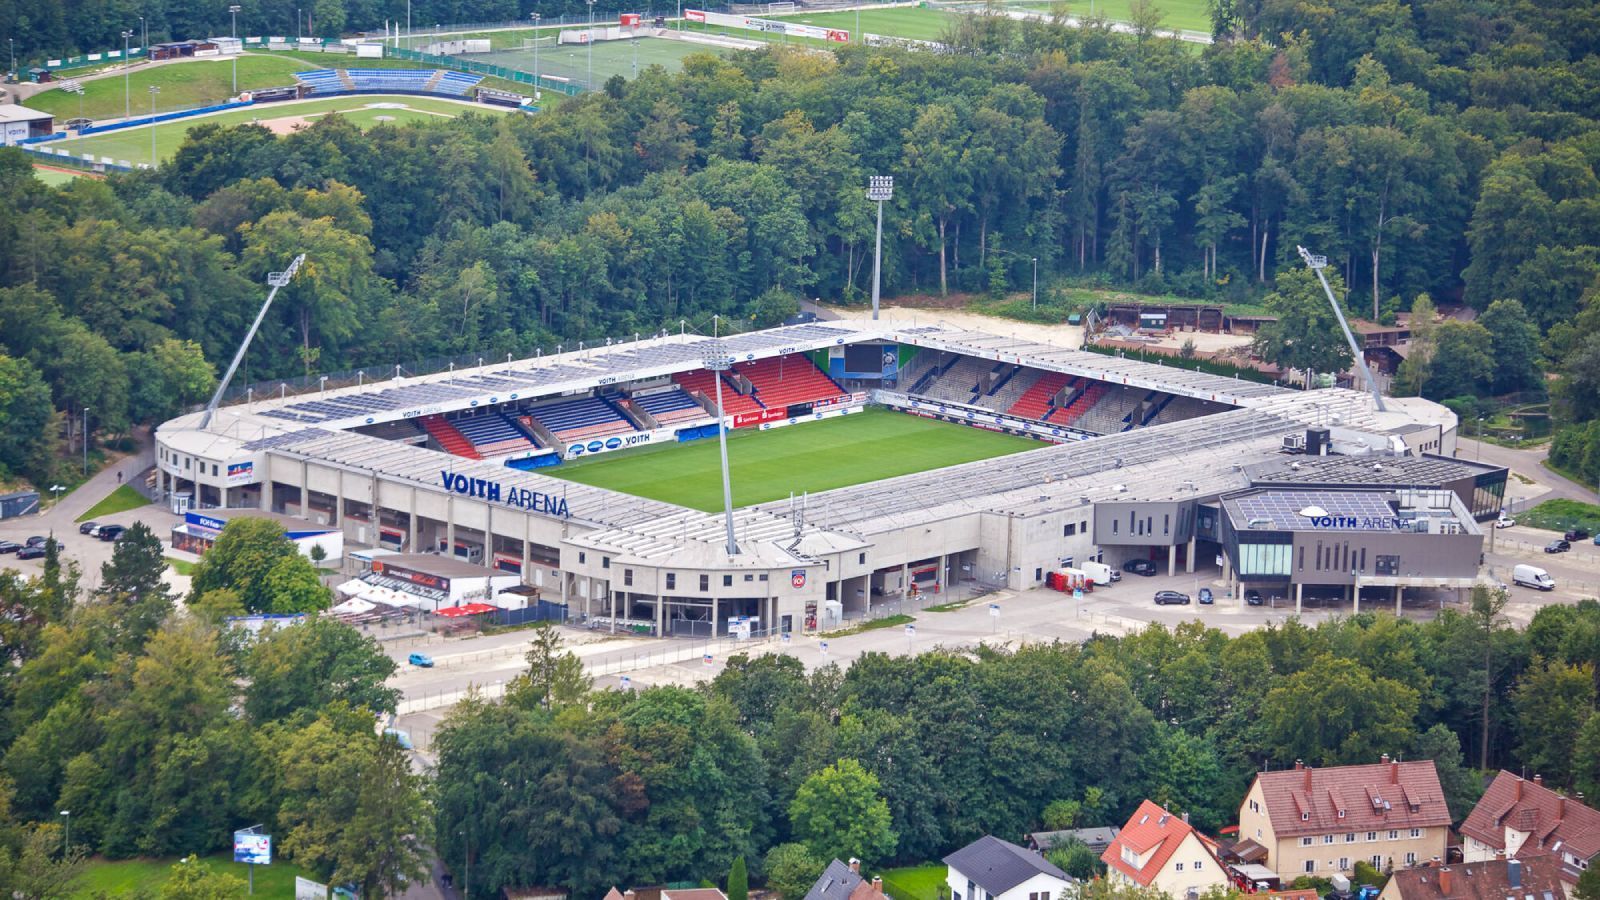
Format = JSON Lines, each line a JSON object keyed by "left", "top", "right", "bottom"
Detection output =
{"left": 1513, "top": 564, "right": 1555, "bottom": 591}
{"left": 1081, "top": 561, "right": 1119, "bottom": 585}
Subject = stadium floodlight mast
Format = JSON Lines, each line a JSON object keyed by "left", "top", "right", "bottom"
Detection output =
{"left": 229, "top": 6, "right": 241, "bottom": 93}
{"left": 200, "top": 254, "right": 306, "bottom": 429}
{"left": 122, "top": 30, "right": 133, "bottom": 119}
{"left": 586, "top": 0, "right": 595, "bottom": 89}
{"left": 1297, "top": 245, "right": 1387, "bottom": 412}
{"left": 148, "top": 85, "right": 159, "bottom": 165}
{"left": 866, "top": 175, "right": 893, "bottom": 320}
{"left": 703, "top": 348, "right": 739, "bottom": 557}
{"left": 530, "top": 13, "right": 541, "bottom": 94}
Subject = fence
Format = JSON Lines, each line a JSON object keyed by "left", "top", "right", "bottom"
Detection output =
{"left": 385, "top": 46, "right": 584, "bottom": 95}
{"left": 42, "top": 47, "right": 148, "bottom": 72}
{"left": 20, "top": 144, "right": 143, "bottom": 173}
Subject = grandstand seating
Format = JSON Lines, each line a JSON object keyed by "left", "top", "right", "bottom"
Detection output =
{"left": 344, "top": 68, "right": 434, "bottom": 92}
{"left": 294, "top": 69, "right": 345, "bottom": 96}
{"left": 293, "top": 68, "right": 480, "bottom": 97}
{"left": 630, "top": 388, "right": 710, "bottom": 426}
{"left": 985, "top": 366, "right": 1043, "bottom": 413}
{"left": 1053, "top": 382, "right": 1111, "bottom": 430}
{"left": 451, "top": 411, "right": 540, "bottom": 456}
{"left": 914, "top": 355, "right": 996, "bottom": 406}
{"left": 1008, "top": 372, "right": 1075, "bottom": 421}
{"left": 673, "top": 370, "right": 764, "bottom": 416}
{"left": 421, "top": 415, "right": 482, "bottom": 459}
{"left": 434, "top": 71, "right": 484, "bottom": 96}
{"left": 526, "top": 395, "right": 637, "bottom": 443}
{"left": 735, "top": 355, "right": 845, "bottom": 409}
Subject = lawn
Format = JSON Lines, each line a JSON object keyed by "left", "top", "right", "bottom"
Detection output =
{"left": 1520, "top": 498, "right": 1600, "bottom": 535}
{"left": 477, "top": 36, "right": 726, "bottom": 89}
{"left": 545, "top": 407, "right": 1041, "bottom": 511}
{"left": 24, "top": 54, "right": 314, "bottom": 121}
{"left": 774, "top": 6, "right": 958, "bottom": 42}
{"left": 31, "top": 165, "right": 89, "bottom": 185}
{"left": 39, "top": 94, "right": 496, "bottom": 164}
{"left": 76, "top": 484, "right": 150, "bottom": 522}
{"left": 165, "top": 557, "right": 198, "bottom": 576}
{"left": 879, "top": 863, "right": 947, "bottom": 900}
{"left": 76, "top": 851, "right": 319, "bottom": 897}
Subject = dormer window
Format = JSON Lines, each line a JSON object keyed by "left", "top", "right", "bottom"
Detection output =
{"left": 1302, "top": 812, "right": 1310, "bottom": 821}
{"left": 1338, "top": 810, "right": 1346, "bottom": 818}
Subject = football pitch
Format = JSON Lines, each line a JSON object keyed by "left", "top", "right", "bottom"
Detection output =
{"left": 544, "top": 407, "right": 1042, "bottom": 512}
{"left": 476, "top": 37, "right": 721, "bottom": 90}
{"left": 38, "top": 95, "right": 496, "bottom": 165}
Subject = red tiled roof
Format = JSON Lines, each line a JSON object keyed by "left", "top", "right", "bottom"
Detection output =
{"left": 1459, "top": 771, "right": 1600, "bottom": 867}
{"left": 1102, "top": 799, "right": 1216, "bottom": 887}
{"left": 1385, "top": 855, "right": 1563, "bottom": 900}
{"left": 1268, "top": 889, "right": 1320, "bottom": 900}
{"left": 1253, "top": 761, "right": 1450, "bottom": 837}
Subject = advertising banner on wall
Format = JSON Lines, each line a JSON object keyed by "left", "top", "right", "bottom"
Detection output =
{"left": 563, "top": 427, "right": 669, "bottom": 459}
{"left": 683, "top": 10, "right": 847, "bottom": 41}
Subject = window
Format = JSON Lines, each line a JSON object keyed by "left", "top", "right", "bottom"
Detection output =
{"left": 1035, "top": 568, "right": 1043, "bottom": 581}
{"left": 1193, "top": 861, "right": 1202, "bottom": 870}
{"left": 1305, "top": 861, "right": 1316, "bottom": 874}
{"left": 1371, "top": 856, "right": 1383, "bottom": 869}
{"left": 1388, "top": 831, "right": 1399, "bottom": 841}
{"left": 1338, "top": 858, "right": 1349, "bottom": 872}
{"left": 1339, "top": 810, "right": 1346, "bottom": 818}
{"left": 578, "top": 552, "right": 586, "bottom": 564}
{"left": 602, "top": 557, "right": 610, "bottom": 569}
{"left": 1302, "top": 812, "right": 1310, "bottom": 821}
{"left": 1175, "top": 863, "right": 1184, "bottom": 872}
{"left": 1324, "top": 835, "right": 1336, "bottom": 844}
{"left": 1301, "top": 838, "right": 1314, "bottom": 847}
{"left": 1065, "top": 523, "right": 1077, "bottom": 536}
{"left": 759, "top": 574, "right": 768, "bottom": 581}
{"left": 699, "top": 574, "right": 709, "bottom": 591}
{"left": 1346, "top": 833, "right": 1357, "bottom": 842}
{"left": 1028, "top": 893, "right": 1051, "bottom": 900}
{"left": 623, "top": 569, "right": 633, "bottom": 586}
{"left": 666, "top": 573, "right": 676, "bottom": 589}
{"left": 744, "top": 574, "right": 754, "bottom": 582}
{"left": 859, "top": 553, "right": 866, "bottom": 564}
{"left": 724, "top": 575, "right": 733, "bottom": 587}
{"left": 1113, "top": 520, "right": 1118, "bottom": 535}
{"left": 1367, "top": 833, "right": 1378, "bottom": 842}
{"left": 1409, "top": 829, "right": 1421, "bottom": 839}
{"left": 1404, "top": 852, "right": 1417, "bottom": 866}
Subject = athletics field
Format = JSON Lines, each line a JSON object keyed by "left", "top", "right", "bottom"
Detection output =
{"left": 544, "top": 407, "right": 1041, "bottom": 512}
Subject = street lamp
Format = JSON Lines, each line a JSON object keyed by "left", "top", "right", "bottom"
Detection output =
{"left": 8, "top": 38, "right": 15, "bottom": 81}
{"left": 531, "top": 13, "right": 541, "bottom": 94}
{"left": 60, "top": 810, "right": 69, "bottom": 853}
{"left": 122, "top": 30, "right": 133, "bottom": 119}
{"left": 229, "top": 6, "right": 241, "bottom": 93}
{"left": 586, "top": 0, "right": 596, "bottom": 89}
{"left": 49, "top": 484, "right": 66, "bottom": 504}
{"left": 81, "top": 407, "right": 91, "bottom": 475}
{"left": 148, "top": 85, "right": 159, "bottom": 165}
{"left": 704, "top": 348, "right": 739, "bottom": 557}
{"left": 866, "top": 176, "right": 893, "bottom": 320}
{"left": 1031, "top": 256, "right": 1038, "bottom": 310}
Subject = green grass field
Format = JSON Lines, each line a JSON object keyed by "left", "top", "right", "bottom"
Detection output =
{"left": 76, "top": 851, "right": 319, "bottom": 897}
{"left": 31, "top": 165, "right": 88, "bottom": 185}
{"left": 76, "top": 483, "right": 149, "bottom": 521}
{"left": 1520, "top": 498, "right": 1600, "bottom": 535}
{"left": 879, "top": 864, "right": 948, "bottom": 900}
{"left": 40, "top": 94, "right": 495, "bottom": 164}
{"left": 545, "top": 408, "right": 1040, "bottom": 511}
{"left": 25, "top": 54, "right": 314, "bottom": 121}
{"left": 774, "top": 7, "right": 959, "bottom": 42}
{"left": 477, "top": 37, "right": 723, "bottom": 89}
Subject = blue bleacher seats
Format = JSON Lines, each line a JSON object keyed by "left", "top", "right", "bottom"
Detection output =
{"left": 434, "top": 72, "right": 483, "bottom": 96}
{"left": 294, "top": 68, "right": 483, "bottom": 98}
{"left": 529, "top": 396, "right": 635, "bottom": 441}
{"left": 452, "top": 411, "right": 539, "bottom": 455}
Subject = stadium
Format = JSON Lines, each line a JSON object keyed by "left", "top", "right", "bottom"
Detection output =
{"left": 155, "top": 319, "right": 1503, "bottom": 636}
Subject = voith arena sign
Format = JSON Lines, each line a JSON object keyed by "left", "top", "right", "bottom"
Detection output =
{"left": 440, "top": 470, "right": 571, "bottom": 518}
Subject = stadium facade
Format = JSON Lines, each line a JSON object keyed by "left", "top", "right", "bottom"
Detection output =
{"left": 156, "top": 321, "right": 1500, "bottom": 635}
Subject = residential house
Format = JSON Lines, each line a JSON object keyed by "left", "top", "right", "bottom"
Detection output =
{"left": 1101, "top": 800, "right": 1229, "bottom": 898}
{"left": 1027, "top": 827, "right": 1121, "bottom": 856}
{"left": 1236, "top": 756, "right": 1451, "bottom": 879}
{"left": 805, "top": 859, "right": 885, "bottom": 900}
{"left": 945, "top": 835, "right": 1076, "bottom": 900}
{"left": 1459, "top": 771, "right": 1600, "bottom": 890}
{"left": 1376, "top": 856, "right": 1565, "bottom": 900}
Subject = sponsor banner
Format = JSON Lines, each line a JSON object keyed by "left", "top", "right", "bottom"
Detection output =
{"left": 233, "top": 832, "right": 271, "bottom": 865}
{"left": 295, "top": 876, "right": 329, "bottom": 900}
{"left": 685, "top": 8, "right": 707, "bottom": 20}
{"left": 811, "top": 392, "right": 866, "bottom": 412}
{"left": 688, "top": 9, "right": 848, "bottom": 42}
{"left": 733, "top": 408, "right": 787, "bottom": 428}
{"left": 786, "top": 401, "right": 815, "bottom": 418}
{"left": 564, "top": 427, "right": 668, "bottom": 459}
{"left": 756, "top": 405, "right": 859, "bottom": 432}
{"left": 226, "top": 460, "right": 255, "bottom": 484}
{"left": 374, "top": 562, "right": 450, "bottom": 591}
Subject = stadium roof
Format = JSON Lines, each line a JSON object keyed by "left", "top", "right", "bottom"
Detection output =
{"left": 1222, "top": 489, "right": 1405, "bottom": 533}
{"left": 1245, "top": 454, "right": 1502, "bottom": 488}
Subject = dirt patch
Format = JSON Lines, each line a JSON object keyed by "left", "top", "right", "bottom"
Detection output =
{"left": 830, "top": 305, "right": 1086, "bottom": 348}
{"left": 257, "top": 114, "right": 314, "bottom": 135}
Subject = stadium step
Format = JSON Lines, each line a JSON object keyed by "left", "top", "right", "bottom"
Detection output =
{"left": 337, "top": 69, "right": 356, "bottom": 91}
{"left": 423, "top": 69, "right": 446, "bottom": 92}
{"left": 421, "top": 415, "right": 482, "bottom": 459}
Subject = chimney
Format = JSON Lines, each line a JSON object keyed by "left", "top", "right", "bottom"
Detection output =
{"left": 1508, "top": 859, "right": 1522, "bottom": 889}
{"left": 1182, "top": 812, "right": 1190, "bottom": 824}
{"left": 1392, "top": 759, "right": 1400, "bottom": 785}
{"left": 849, "top": 859, "right": 861, "bottom": 874}
{"left": 1535, "top": 775, "right": 1543, "bottom": 787}
{"left": 1381, "top": 754, "right": 1390, "bottom": 764}
{"left": 1295, "top": 760, "right": 1304, "bottom": 770}
{"left": 1305, "top": 765, "right": 1313, "bottom": 792}
{"left": 1559, "top": 795, "right": 1567, "bottom": 819}
{"left": 1438, "top": 868, "right": 1453, "bottom": 895}
{"left": 1516, "top": 779, "right": 1524, "bottom": 801}
{"left": 872, "top": 878, "right": 884, "bottom": 896}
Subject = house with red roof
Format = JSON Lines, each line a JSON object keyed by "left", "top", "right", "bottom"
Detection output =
{"left": 1459, "top": 771, "right": 1600, "bottom": 887}
{"left": 1101, "top": 800, "right": 1229, "bottom": 898}
{"left": 1236, "top": 756, "right": 1450, "bottom": 881}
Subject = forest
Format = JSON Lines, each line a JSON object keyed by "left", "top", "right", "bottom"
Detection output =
{"left": 0, "top": 0, "right": 1597, "bottom": 472}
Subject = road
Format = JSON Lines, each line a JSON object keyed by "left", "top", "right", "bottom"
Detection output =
{"left": 1457, "top": 437, "right": 1596, "bottom": 505}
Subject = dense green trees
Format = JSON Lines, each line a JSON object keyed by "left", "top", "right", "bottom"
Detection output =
{"left": 187, "top": 518, "right": 330, "bottom": 615}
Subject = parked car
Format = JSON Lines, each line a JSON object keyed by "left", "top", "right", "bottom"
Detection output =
{"left": 1198, "top": 587, "right": 1214, "bottom": 604}
{"left": 407, "top": 652, "right": 435, "bottom": 668}
{"left": 1124, "top": 559, "right": 1158, "bottom": 576}
{"left": 1495, "top": 515, "right": 1515, "bottom": 529}
{"left": 0, "top": 541, "right": 20, "bottom": 554}
{"left": 1545, "top": 539, "right": 1571, "bottom": 554}
{"left": 16, "top": 546, "right": 45, "bottom": 560}
{"left": 78, "top": 521, "right": 98, "bottom": 535}
{"left": 1154, "top": 590, "right": 1191, "bottom": 605}
{"left": 1244, "top": 588, "right": 1264, "bottom": 606}
{"left": 1566, "top": 528, "right": 1591, "bottom": 542}
{"left": 382, "top": 728, "right": 414, "bottom": 750}
{"left": 97, "top": 524, "right": 126, "bottom": 542}
{"left": 23, "top": 536, "right": 45, "bottom": 548}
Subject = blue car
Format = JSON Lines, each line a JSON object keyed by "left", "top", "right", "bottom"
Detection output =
{"left": 1198, "top": 587, "right": 1214, "bottom": 605}
{"left": 407, "top": 652, "right": 434, "bottom": 668}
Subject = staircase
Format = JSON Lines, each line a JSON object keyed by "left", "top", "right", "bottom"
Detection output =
{"left": 422, "top": 69, "right": 446, "bottom": 92}
{"left": 421, "top": 415, "right": 481, "bottom": 459}
{"left": 337, "top": 69, "right": 357, "bottom": 91}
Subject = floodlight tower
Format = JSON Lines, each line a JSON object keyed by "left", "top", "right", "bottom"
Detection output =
{"left": 200, "top": 255, "right": 306, "bottom": 428}
{"left": 867, "top": 175, "right": 893, "bottom": 320}
{"left": 1297, "top": 245, "right": 1386, "bottom": 412}
{"left": 122, "top": 30, "right": 133, "bottom": 119}
{"left": 704, "top": 347, "right": 739, "bottom": 556}
{"left": 229, "top": 6, "right": 241, "bottom": 93}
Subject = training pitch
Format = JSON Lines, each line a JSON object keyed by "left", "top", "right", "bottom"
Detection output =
{"left": 38, "top": 95, "right": 498, "bottom": 164}
{"left": 476, "top": 36, "right": 721, "bottom": 90}
{"left": 544, "top": 407, "right": 1041, "bottom": 512}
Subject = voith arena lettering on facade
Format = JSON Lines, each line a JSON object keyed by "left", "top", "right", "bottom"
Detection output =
{"left": 440, "top": 470, "right": 571, "bottom": 518}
